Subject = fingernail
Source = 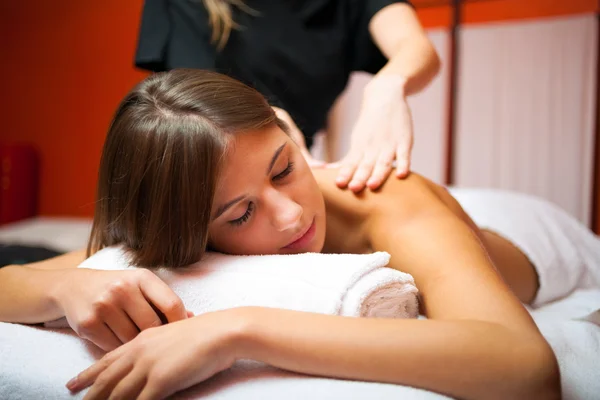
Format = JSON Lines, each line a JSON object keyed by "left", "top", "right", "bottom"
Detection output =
{"left": 66, "top": 377, "right": 78, "bottom": 391}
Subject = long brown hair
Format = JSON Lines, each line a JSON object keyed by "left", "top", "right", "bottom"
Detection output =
{"left": 88, "top": 69, "right": 280, "bottom": 268}
{"left": 202, "top": 0, "right": 258, "bottom": 50}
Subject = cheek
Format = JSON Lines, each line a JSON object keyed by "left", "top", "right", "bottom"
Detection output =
{"left": 295, "top": 167, "right": 323, "bottom": 208}
{"left": 209, "top": 220, "right": 280, "bottom": 255}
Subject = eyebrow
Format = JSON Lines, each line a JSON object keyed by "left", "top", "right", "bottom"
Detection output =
{"left": 212, "top": 143, "right": 287, "bottom": 221}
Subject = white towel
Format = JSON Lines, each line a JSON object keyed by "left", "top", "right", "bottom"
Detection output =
{"left": 531, "top": 290, "right": 600, "bottom": 400}
{"left": 449, "top": 188, "right": 600, "bottom": 307}
{"left": 44, "top": 248, "right": 419, "bottom": 330}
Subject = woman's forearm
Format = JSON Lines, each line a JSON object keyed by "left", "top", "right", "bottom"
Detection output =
{"left": 0, "top": 250, "right": 85, "bottom": 323}
{"left": 231, "top": 307, "right": 559, "bottom": 400}
{"left": 0, "top": 266, "right": 69, "bottom": 323}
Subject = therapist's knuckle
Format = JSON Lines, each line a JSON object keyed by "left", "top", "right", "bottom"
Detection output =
{"left": 377, "top": 159, "right": 393, "bottom": 168}
{"left": 358, "top": 162, "right": 375, "bottom": 172}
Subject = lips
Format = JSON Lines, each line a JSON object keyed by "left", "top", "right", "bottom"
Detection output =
{"left": 283, "top": 218, "right": 316, "bottom": 251}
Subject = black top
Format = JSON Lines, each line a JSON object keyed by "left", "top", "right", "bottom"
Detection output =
{"left": 135, "top": 0, "right": 410, "bottom": 147}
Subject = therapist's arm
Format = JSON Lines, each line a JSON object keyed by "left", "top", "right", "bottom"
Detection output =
{"left": 370, "top": 3, "right": 440, "bottom": 95}
{"left": 335, "top": 3, "right": 440, "bottom": 191}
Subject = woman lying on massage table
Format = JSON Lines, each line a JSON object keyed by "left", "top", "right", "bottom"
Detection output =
{"left": 0, "top": 69, "right": 560, "bottom": 400}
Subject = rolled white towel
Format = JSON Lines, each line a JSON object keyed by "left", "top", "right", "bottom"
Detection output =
{"left": 45, "top": 247, "right": 418, "bottom": 329}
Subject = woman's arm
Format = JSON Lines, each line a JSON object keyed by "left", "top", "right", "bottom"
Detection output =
{"left": 235, "top": 309, "right": 557, "bottom": 400}
{"left": 0, "top": 250, "right": 86, "bottom": 322}
{"left": 71, "top": 305, "right": 558, "bottom": 400}
{"left": 237, "top": 182, "right": 559, "bottom": 399}
{"left": 0, "top": 250, "right": 189, "bottom": 351}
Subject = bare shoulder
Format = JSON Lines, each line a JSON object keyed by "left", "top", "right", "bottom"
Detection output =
{"left": 313, "top": 168, "right": 452, "bottom": 231}
{"left": 316, "top": 168, "right": 445, "bottom": 207}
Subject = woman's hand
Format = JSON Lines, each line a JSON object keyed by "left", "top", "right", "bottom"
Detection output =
{"left": 334, "top": 75, "right": 414, "bottom": 192}
{"left": 54, "top": 268, "right": 190, "bottom": 352}
{"left": 272, "top": 106, "right": 325, "bottom": 168}
{"left": 67, "top": 310, "right": 238, "bottom": 400}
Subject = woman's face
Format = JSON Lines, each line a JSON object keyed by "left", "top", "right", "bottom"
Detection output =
{"left": 207, "top": 124, "right": 326, "bottom": 255}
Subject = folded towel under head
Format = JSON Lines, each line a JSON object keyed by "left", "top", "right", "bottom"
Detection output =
{"left": 45, "top": 248, "right": 418, "bottom": 329}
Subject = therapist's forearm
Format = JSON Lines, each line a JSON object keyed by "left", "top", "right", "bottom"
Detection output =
{"left": 375, "top": 35, "right": 440, "bottom": 96}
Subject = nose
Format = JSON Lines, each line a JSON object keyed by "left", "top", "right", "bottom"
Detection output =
{"left": 264, "top": 188, "right": 303, "bottom": 232}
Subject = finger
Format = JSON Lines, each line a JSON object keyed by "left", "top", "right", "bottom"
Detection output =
{"left": 122, "top": 288, "right": 163, "bottom": 331}
{"left": 187, "top": 310, "right": 195, "bottom": 318}
{"left": 367, "top": 149, "right": 396, "bottom": 190}
{"left": 138, "top": 273, "right": 187, "bottom": 324}
{"left": 82, "top": 356, "right": 134, "bottom": 400}
{"left": 80, "top": 322, "right": 123, "bottom": 352}
{"left": 67, "top": 346, "right": 125, "bottom": 393}
{"left": 103, "top": 307, "right": 141, "bottom": 344}
{"left": 348, "top": 157, "right": 376, "bottom": 193}
{"left": 336, "top": 157, "right": 359, "bottom": 188}
{"left": 395, "top": 137, "right": 414, "bottom": 178}
{"left": 137, "top": 379, "right": 170, "bottom": 400}
{"left": 108, "top": 365, "right": 147, "bottom": 400}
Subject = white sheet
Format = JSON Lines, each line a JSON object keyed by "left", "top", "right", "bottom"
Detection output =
{"left": 0, "top": 290, "right": 598, "bottom": 400}
{"left": 0, "top": 217, "right": 92, "bottom": 252}
{"left": 529, "top": 290, "right": 600, "bottom": 400}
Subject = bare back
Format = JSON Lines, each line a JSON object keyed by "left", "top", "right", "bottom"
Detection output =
{"left": 314, "top": 169, "right": 538, "bottom": 304}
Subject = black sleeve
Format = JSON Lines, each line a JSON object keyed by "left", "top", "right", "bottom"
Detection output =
{"left": 135, "top": 0, "right": 217, "bottom": 72}
{"left": 350, "top": 0, "right": 412, "bottom": 74}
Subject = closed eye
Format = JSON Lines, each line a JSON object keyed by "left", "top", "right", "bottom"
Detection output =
{"left": 273, "top": 161, "right": 294, "bottom": 182}
{"left": 229, "top": 202, "right": 254, "bottom": 226}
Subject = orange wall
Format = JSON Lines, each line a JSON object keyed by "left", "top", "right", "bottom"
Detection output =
{"left": 0, "top": 0, "right": 597, "bottom": 217}
{"left": 0, "top": 1, "right": 148, "bottom": 217}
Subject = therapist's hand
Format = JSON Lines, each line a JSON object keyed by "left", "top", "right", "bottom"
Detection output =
{"left": 334, "top": 75, "right": 414, "bottom": 192}
{"left": 273, "top": 106, "right": 325, "bottom": 168}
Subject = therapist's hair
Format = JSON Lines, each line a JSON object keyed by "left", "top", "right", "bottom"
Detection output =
{"left": 202, "top": 0, "right": 258, "bottom": 50}
{"left": 87, "top": 69, "right": 283, "bottom": 269}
